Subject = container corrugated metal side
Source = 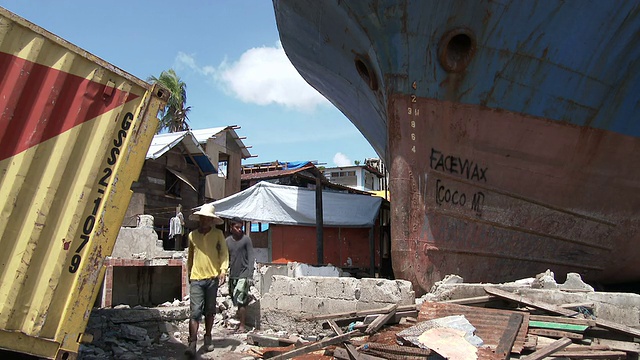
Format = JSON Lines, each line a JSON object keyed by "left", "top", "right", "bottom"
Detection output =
{"left": 0, "top": 7, "right": 169, "bottom": 359}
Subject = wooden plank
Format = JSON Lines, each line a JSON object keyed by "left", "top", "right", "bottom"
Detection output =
{"left": 357, "top": 343, "right": 431, "bottom": 358}
{"left": 483, "top": 287, "right": 578, "bottom": 317}
{"left": 595, "top": 318, "right": 640, "bottom": 338}
{"left": 523, "top": 337, "right": 572, "bottom": 360}
{"left": 495, "top": 313, "right": 524, "bottom": 359}
{"left": 485, "top": 286, "right": 640, "bottom": 339}
{"left": 552, "top": 350, "right": 628, "bottom": 359}
{"left": 327, "top": 320, "right": 360, "bottom": 360}
{"left": 560, "top": 302, "right": 594, "bottom": 310}
{"left": 246, "top": 333, "right": 297, "bottom": 347}
{"left": 528, "top": 320, "right": 588, "bottom": 332}
{"left": 528, "top": 328, "right": 584, "bottom": 340}
{"left": 529, "top": 314, "right": 595, "bottom": 326}
{"left": 592, "top": 338, "right": 640, "bottom": 353}
{"left": 442, "top": 295, "right": 497, "bottom": 305}
{"left": 536, "top": 336, "right": 610, "bottom": 351}
{"left": 393, "top": 310, "right": 418, "bottom": 322}
{"left": 333, "top": 348, "right": 384, "bottom": 360}
{"left": 365, "top": 305, "right": 397, "bottom": 334}
{"left": 304, "top": 303, "right": 415, "bottom": 321}
{"left": 269, "top": 330, "right": 360, "bottom": 360}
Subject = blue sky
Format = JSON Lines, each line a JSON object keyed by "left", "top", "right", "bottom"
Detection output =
{"left": 0, "top": 1, "right": 377, "bottom": 167}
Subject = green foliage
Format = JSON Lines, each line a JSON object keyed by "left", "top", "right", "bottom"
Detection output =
{"left": 148, "top": 69, "right": 191, "bottom": 133}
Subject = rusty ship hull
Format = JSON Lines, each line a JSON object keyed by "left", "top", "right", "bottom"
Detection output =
{"left": 273, "top": 0, "right": 640, "bottom": 294}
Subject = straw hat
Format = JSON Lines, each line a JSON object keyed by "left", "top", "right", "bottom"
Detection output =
{"left": 189, "top": 203, "right": 224, "bottom": 224}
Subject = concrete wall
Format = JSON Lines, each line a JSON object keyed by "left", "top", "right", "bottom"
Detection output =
{"left": 259, "top": 275, "right": 414, "bottom": 333}
{"left": 112, "top": 219, "right": 185, "bottom": 260}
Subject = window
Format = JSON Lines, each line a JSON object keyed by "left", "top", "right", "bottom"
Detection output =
{"left": 218, "top": 159, "right": 228, "bottom": 178}
{"left": 330, "top": 171, "right": 356, "bottom": 177}
{"left": 165, "top": 169, "right": 181, "bottom": 197}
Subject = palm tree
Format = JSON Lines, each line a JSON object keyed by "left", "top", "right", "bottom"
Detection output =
{"left": 148, "top": 69, "right": 191, "bottom": 133}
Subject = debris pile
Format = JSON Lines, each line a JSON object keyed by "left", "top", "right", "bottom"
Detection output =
{"left": 78, "top": 270, "right": 639, "bottom": 359}
{"left": 253, "top": 271, "right": 640, "bottom": 360}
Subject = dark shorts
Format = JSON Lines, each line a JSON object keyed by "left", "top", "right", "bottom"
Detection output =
{"left": 189, "top": 278, "right": 219, "bottom": 321}
{"left": 228, "top": 278, "right": 251, "bottom": 307}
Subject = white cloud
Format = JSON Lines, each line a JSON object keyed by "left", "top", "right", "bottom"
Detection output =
{"left": 175, "top": 43, "right": 329, "bottom": 111}
{"left": 219, "top": 43, "right": 329, "bottom": 110}
{"left": 333, "top": 152, "right": 352, "bottom": 167}
{"left": 175, "top": 52, "right": 216, "bottom": 76}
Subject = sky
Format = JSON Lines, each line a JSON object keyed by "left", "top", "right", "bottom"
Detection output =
{"left": 0, "top": 1, "right": 377, "bottom": 167}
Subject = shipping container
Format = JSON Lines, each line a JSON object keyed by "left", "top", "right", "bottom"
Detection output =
{"left": 0, "top": 7, "right": 169, "bottom": 359}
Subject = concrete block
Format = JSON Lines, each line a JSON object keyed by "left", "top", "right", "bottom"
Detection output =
{"left": 260, "top": 293, "right": 277, "bottom": 311}
{"left": 300, "top": 296, "right": 327, "bottom": 314}
{"left": 316, "top": 278, "right": 345, "bottom": 299}
{"left": 395, "top": 280, "right": 416, "bottom": 305}
{"left": 559, "top": 273, "right": 595, "bottom": 292}
{"left": 356, "top": 301, "right": 394, "bottom": 312}
{"left": 289, "top": 277, "right": 317, "bottom": 298}
{"left": 358, "top": 278, "right": 403, "bottom": 303}
{"left": 593, "top": 304, "right": 639, "bottom": 327}
{"left": 322, "top": 298, "right": 357, "bottom": 314}
{"left": 256, "top": 263, "right": 288, "bottom": 296}
{"left": 268, "top": 275, "right": 291, "bottom": 295}
{"left": 276, "top": 294, "right": 302, "bottom": 313}
{"left": 291, "top": 263, "right": 341, "bottom": 277}
{"left": 341, "top": 277, "right": 360, "bottom": 300}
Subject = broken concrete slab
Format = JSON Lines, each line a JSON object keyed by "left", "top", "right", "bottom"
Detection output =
{"left": 559, "top": 272, "right": 595, "bottom": 292}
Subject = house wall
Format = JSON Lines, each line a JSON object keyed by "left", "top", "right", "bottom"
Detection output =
{"left": 203, "top": 131, "right": 244, "bottom": 200}
{"left": 204, "top": 140, "right": 226, "bottom": 200}
{"left": 131, "top": 149, "right": 201, "bottom": 235}
{"left": 269, "top": 224, "right": 381, "bottom": 272}
{"left": 325, "top": 165, "right": 382, "bottom": 192}
{"left": 122, "top": 192, "right": 145, "bottom": 227}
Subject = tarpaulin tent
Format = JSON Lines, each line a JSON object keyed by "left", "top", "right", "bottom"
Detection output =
{"left": 210, "top": 181, "right": 382, "bottom": 227}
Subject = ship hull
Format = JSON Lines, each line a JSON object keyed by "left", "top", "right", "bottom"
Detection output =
{"left": 390, "top": 95, "right": 639, "bottom": 293}
{"left": 273, "top": 0, "right": 640, "bottom": 294}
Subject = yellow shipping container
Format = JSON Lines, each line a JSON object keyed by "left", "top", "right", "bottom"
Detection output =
{"left": 0, "top": 7, "right": 169, "bottom": 359}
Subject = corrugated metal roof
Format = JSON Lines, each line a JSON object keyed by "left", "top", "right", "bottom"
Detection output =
{"left": 191, "top": 126, "right": 253, "bottom": 159}
{"left": 146, "top": 131, "right": 216, "bottom": 174}
{"left": 191, "top": 127, "right": 227, "bottom": 143}
{"left": 418, "top": 301, "right": 529, "bottom": 354}
{"left": 146, "top": 131, "right": 202, "bottom": 159}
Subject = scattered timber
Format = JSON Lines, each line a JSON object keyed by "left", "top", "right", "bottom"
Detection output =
{"left": 254, "top": 284, "right": 639, "bottom": 360}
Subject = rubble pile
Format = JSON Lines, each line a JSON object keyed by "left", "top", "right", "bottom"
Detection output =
{"left": 79, "top": 284, "right": 260, "bottom": 359}
{"left": 78, "top": 270, "right": 639, "bottom": 359}
{"left": 251, "top": 271, "right": 640, "bottom": 360}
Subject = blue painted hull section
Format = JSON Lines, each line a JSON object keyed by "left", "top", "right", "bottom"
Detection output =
{"left": 275, "top": 1, "right": 640, "bottom": 163}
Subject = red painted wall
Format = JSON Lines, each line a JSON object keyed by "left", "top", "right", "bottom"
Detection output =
{"left": 270, "top": 223, "right": 381, "bottom": 270}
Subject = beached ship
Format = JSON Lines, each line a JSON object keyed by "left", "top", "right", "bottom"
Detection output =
{"left": 272, "top": 0, "right": 640, "bottom": 294}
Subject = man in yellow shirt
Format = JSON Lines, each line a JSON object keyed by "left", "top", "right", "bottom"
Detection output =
{"left": 185, "top": 203, "right": 229, "bottom": 356}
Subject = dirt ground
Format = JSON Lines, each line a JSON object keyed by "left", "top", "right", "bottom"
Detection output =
{"left": 140, "top": 330, "right": 255, "bottom": 360}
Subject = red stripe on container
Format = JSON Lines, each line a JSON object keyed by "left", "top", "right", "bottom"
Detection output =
{"left": 0, "top": 52, "right": 140, "bottom": 162}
